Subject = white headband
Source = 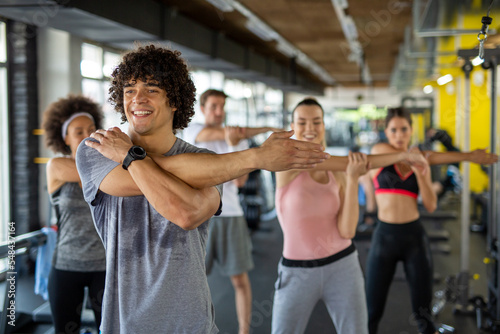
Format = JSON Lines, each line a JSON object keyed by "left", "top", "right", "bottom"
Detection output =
{"left": 61, "top": 112, "right": 95, "bottom": 140}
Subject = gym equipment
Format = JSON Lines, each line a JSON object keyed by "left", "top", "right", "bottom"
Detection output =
{"left": 442, "top": 44, "right": 500, "bottom": 331}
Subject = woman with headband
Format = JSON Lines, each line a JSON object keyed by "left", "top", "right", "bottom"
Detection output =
{"left": 42, "top": 95, "right": 106, "bottom": 334}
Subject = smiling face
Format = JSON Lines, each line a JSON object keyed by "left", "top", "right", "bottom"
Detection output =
{"left": 201, "top": 95, "right": 226, "bottom": 127}
{"left": 291, "top": 104, "right": 325, "bottom": 144}
{"left": 123, "top": 79, "right": 177, "bottom": 137}
{"left": 385, "top": 116, "right": 412, "bottom": 150}
{"left": 64, "top": 116, "right": 96, "bottom": 157}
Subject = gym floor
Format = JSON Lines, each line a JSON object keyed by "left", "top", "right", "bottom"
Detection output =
{"left": 9, "top": 193, "right": 490, "bottom": 334}
{"left": 208, "top": 192, "right": 489, "bottom": 334}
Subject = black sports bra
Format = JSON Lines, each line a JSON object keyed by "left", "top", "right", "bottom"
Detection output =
{"left": 372, "top": 164, "right": 419, "bottom": 199}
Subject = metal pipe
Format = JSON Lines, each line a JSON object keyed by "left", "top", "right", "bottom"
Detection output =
{"left": 489, "top": 56, "right": 500, "bottom": 321}
{"left": 417, "top": 29, "right": 497, "bottom": 38}
{"left": 458, "top": 62, "right": 472, "bottom": 308}
{"left": 489, "top": 56, "right": 497, "bottom": 253}
{"left": 405, "top": 51, "right": 457, "bottom": 58}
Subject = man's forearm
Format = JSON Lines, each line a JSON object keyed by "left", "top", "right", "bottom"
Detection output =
{"left": 244, "top": 127, "right": 274, "bottom": 138}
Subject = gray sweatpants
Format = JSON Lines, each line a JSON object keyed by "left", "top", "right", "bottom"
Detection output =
{"left": 271, "top": 251, "right": 368, "bottom": 334}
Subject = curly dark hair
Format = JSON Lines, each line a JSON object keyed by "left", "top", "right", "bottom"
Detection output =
{"left": 108, "top": 44, "right": 196, "bottom": 132}
{"left": 42, "top": 94, "right": 103, "bottom": 155}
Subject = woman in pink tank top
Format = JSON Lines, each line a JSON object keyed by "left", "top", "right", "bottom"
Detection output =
{"left": 271, "top": 99, "right": 433, "bottom": 334}
{"left": 272, "top": 98, "right": 369, "bottom": 334}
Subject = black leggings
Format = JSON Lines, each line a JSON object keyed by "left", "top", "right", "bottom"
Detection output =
{"left": 48, "top": 267, "right": 106, "bottom": 334}
{"left": 366, "top": 219, "right": 436, "bottom": 334}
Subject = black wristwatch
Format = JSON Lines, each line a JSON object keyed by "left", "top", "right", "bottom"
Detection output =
{"left": 122, "top": 145, "right": 147, "bottom": 170}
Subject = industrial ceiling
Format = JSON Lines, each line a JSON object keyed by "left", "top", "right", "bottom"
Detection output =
{"left": 0, "top": 0, "right": 499, "bottom": 94}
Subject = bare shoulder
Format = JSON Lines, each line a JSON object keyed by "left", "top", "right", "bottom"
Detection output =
{"left": 46, "top": 157, "right": 73, "bottom": 194}
{"left": 371, "top": 142, "right": 396, "bottom": 154}
{"left": 47, "top": 157, "right": 74, "bottom": 172}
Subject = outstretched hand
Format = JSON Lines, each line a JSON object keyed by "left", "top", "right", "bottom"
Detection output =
{"left": 256, "top": 130, "right": 329, "bottom": 171}
{"left": 224, "top": 126, "right": 246, "bottom": 146}
{"left": 469, "top": 148, "right": 498, "bottom": 165}
{"left": 346, "top": 151, "right": 370, "bottom": 178}
{"left": 407, "top": 147, "right": 429, "bottom": 176}
{"left": 85, "top": 127, "right": 133, "bottom": 164}
{"left": 405, "top": 147, "right": 429, "bottom": 175}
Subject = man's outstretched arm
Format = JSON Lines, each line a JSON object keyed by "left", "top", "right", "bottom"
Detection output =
{"left": 194, "top": 126, "right": 282, "bottom": 144}
{"left": 85, "top": 128, "right": 328, "bottom": 197}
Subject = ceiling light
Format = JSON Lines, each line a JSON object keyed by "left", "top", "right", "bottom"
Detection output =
{"left": 437, "top": 74, "right": 453, "bottom": 85}
{"left": 334, "top": 0, "right": 348, "bottom": 9}
{"left": 423, "top": 85, "right": 433, "bottom": 94}
{"left": 342, "top": 16, "right": 358, "bottom": 41}
{"left": 245, "top": 19, "right": 278, "bottom": 41}
{"left": 205, "top": 0, "right": 234, "bottom": 12}
{"left": 472, "top": 56, "right": 484, "bottom": 66}
{"left": 276, "top": 40, "right": 296, "bottom": 58}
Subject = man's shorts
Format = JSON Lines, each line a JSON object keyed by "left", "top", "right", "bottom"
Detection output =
{"left": 205, "top": 216, "right": 254, "bottom": 276}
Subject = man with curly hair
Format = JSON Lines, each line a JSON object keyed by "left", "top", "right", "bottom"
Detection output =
{"left": 76, "top": 44, "right": 328, "bottom": 333}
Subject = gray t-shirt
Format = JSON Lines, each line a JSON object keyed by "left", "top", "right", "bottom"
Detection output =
{"left": 49, "top": 182, "right": 106, "bottom": 272}
{"left": 76, "top": 137, "right": 221, "bottom": 334}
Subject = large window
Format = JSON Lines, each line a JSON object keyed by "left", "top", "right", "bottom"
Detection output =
{"left": 80, "top": 43, "right": 123, "bottom": 130}
{"left": 0, "top": 21, "right": 9, "bottom": 242}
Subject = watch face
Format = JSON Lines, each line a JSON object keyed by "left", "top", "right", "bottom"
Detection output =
{"left": 132, "top": 146, "right": 146, "bottom": 158}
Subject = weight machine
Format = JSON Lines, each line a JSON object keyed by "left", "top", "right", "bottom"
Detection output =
{"left": 435, "top": 46, "right": 500, "bottom": 333}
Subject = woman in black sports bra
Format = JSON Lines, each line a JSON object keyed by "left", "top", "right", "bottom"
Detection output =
{"left": 365, "top": 107, "right": 498, "bottom": 334}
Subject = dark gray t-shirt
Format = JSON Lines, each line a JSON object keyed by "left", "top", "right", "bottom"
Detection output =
{"left": 76, "top": 137, "right": 221, "bottom": 334}
{"left": 49, "top": 182, "right": 106, "bottom": 271}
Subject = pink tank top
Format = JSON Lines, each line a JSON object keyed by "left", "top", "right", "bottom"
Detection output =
{"left": 276, "top": 171, "right": 352, "bottom": 260}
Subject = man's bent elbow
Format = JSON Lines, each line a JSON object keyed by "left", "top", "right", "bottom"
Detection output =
{"left": 176, "top": 208, "right": 215, "bottom": 230}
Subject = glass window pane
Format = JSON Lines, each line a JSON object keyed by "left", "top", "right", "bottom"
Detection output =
{"left": 224, "top": 79, "right": 244, "bottom": 99}
{"left": 190, "top": 70, "right": 211, "bottom": 124}
{"left": 0, "top": 22, "right": 6, "bottom": 63}
{"left": 81, "top": 43, "right": 103, "bottom": 79}
{"left": 82, "top": 78, "right": 104, "bottom": 104}
{"left": 103, "top": 52, "right": 121, "bottom": 78}
{"left": 209, "top": 70, "right": 224, "bottom": 90}
{"left": 102, "top": 81, "right": 127, "bottom": 132}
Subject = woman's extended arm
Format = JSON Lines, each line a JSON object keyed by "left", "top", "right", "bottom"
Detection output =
{"left": 424, "top": 149, "right": 498, "bottom": 166}
{"left": 316, "top": 144, "right": 426, "bottom": 172}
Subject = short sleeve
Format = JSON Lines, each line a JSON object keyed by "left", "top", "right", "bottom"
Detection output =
{"left": 76, "top": 138, "right": 120, "bottom": 205}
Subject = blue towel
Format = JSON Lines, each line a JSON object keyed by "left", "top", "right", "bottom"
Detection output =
{"left": 34, "top": 227, "right": 57, "bottom": 300}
